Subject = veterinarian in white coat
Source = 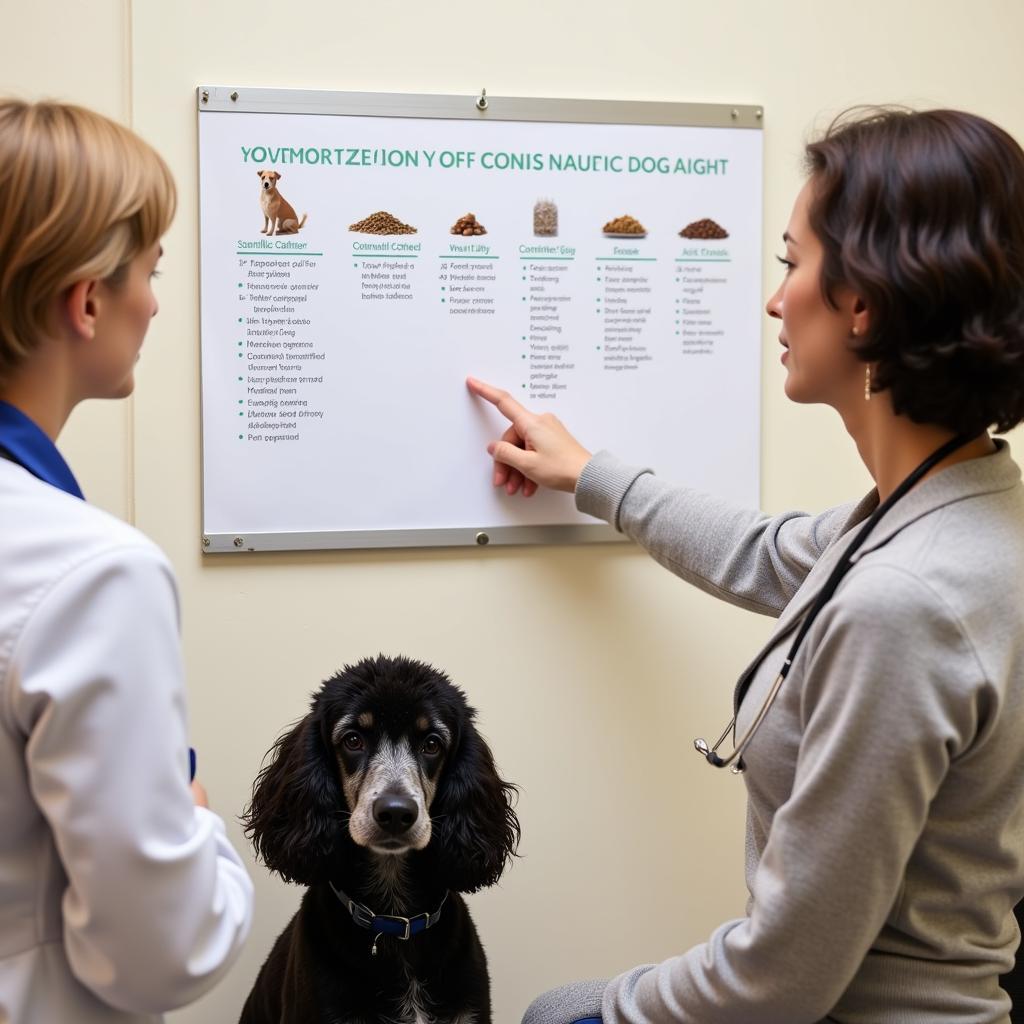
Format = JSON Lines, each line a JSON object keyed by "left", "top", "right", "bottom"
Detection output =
{"left": 0, "top": 100, "right": 253, "bottom": 1023}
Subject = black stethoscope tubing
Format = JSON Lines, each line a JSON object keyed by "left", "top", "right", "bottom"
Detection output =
{"left": 694, "top": 432, "right": 974, "bottom": 773}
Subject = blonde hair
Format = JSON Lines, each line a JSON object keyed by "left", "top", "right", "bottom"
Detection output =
{"left": 0, "top": 99, "right": 176, "bottom": 386}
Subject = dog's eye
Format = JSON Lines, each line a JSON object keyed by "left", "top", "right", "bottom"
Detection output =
{"left": 341, "top": 732, "right": 365, "bottom": 753}
{"left": 421, "top": 735, "right": 442, "bottom": 757}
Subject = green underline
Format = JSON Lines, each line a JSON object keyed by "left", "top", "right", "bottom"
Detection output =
{"left": 520, "top": 256, "right": 575, "bottom": 261}
{"left": 354, "top": 254, "right": 419, "bottom": 258}
{"left": 439, "top": 255, "right": 500, "bottom": 260}
{"left": 595, "top": 257, "right": 658, "bottom": 262}
{"left": 237, "top": 251, "right": 323, "bottom": 256}
{"left": 675, "top": 258, "right": 731, "bottom": 262}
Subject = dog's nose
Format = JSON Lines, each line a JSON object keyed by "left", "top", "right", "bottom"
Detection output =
{"left": 373, "top": 793, "right": 419, "bottom": 835}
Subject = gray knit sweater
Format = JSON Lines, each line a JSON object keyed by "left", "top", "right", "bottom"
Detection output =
{"left": 573, "top": 441, "right": 1024, "bottom": 1024}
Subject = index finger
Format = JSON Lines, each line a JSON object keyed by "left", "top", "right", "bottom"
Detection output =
{"left": 466, "top": 376, "right": 533, "bottom": 428}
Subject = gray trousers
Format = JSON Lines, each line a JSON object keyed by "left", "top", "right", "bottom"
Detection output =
{"left": 521, "top": 979, "right": 608, "bottom": 1024}
{"left": 521, "top": 977, "right": 838, "bottom": 1023}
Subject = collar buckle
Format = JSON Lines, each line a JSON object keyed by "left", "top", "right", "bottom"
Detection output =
{"left": 330, "top": 881, "right": 446, "bottom": 944}
{"left": 376, "top": 913, "right": 414, "bottom": 941}
{"left": 345, "top": 897, "right": 375, "bottom": 930}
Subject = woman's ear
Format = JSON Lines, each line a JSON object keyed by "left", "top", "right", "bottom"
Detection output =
{"left": 61, "top": 278, "right": 100, "bottom": 341}
{"left": 242, "top": 711, "right": 350, "bottom": 885}
{"left": 430, "top": 722, "right": 520, "bottom": 893}
{"left": 850, "top": 295, "right": 870, "bottom": 339}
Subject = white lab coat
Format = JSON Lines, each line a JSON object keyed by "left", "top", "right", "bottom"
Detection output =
{"left": 0, "top": 458, "right": 253, "bottom": 1023}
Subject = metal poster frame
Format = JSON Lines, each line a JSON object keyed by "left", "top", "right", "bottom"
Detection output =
{"left": 197, "top": 86, "right": 763, "bottom": 554}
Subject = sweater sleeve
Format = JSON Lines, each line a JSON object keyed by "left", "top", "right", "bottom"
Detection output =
{"left": 7, "top": 543, "right": 253, "bottom": 1015}
{"left": 600, "top": 564, "right": 988, "bottom": 1023}
{"left": 576, "top": 451, "right": 862, "bottom": 616}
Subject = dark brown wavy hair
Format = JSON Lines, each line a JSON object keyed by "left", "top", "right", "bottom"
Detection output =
{"left": 805, "top": 107, "right": 1024, "bottom": 435}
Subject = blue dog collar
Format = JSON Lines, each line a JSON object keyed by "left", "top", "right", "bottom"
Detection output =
{"left": 329, "top": 880, "right": 448, "bottom": 956}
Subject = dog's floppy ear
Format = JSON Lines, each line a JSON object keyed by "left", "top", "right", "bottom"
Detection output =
{"left": 272, "top": 171, "right": 281, "bottom": 181}
{"left": 429, "top": 719, "right": 520, "bottom": 893}
{"left": 242, "top": 709, "right": 348, "bottom": 885}
{"left": 256, "top": 169, "right": 263, "bottom": 178}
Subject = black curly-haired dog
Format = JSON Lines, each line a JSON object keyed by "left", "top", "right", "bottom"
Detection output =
{"left": 239, "top": 655, "right": 520, "bottom": 1024}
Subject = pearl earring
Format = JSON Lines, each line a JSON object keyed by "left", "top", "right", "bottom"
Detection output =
{"left": 864, "top": 364, "right": 872, "bottom": 401}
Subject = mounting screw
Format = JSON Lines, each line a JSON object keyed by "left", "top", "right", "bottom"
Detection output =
{"left": 230, "top": 91, "right": 239, "bottom": 102}
{"left": 756, "top": 108, "right": 764, "bottom": 119}
{"left": 233, "top": 536, "right": 244, "bottom": 548}
{"left": 731, "top": 108, "right": 739, "bottom": 120}
{"left": 476, "top": 88, "right": 488, "bottom": 112}
{"left": 475, "top": 531, "right": 490, "bottom": 546}
{"left": 202, "top": 536, "right": 210, "bottom": 548}
{"left": 201, "top": 90, "right": 209, "bottom": 104}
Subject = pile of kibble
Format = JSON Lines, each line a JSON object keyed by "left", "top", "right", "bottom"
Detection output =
{"left": 680, "top": 218, "right": 729, "bottom": 239}
{"left": 451, "top": 213, "right": 487, "bottom": 236}
{"left": 533, "top": 199, "right": 558, "bottom": 236}
{"left": 348, "top": 211, "right": 418, "bottom": 234}
{"left": 602, "top": 215, "right": 646, "bottom": 235}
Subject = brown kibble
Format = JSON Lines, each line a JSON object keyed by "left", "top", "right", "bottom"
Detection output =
{"left": 680, "top": 218, "right": 729, "bottom": 239}
{"left": 349, "top": 210, "right": 417, "bottom": 234}
{"left": 602, "top": 214, "right": 646, "bottom": 235}
{"left": 451, "top": 212, "right": 487, "bottom": 235}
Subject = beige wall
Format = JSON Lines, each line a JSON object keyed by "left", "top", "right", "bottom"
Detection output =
{"left": 4, "top": 2, "right": 1024, "bottom": 1021}
{"left": 0, "top": 2, "right": 135, "bottom": 519}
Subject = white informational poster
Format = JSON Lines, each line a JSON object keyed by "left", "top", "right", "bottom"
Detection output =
{"left": 197, "top": 88, "right": 763, "bottom": 551}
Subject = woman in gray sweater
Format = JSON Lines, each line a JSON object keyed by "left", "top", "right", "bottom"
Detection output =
{"left": 469, "top": 107, "right": 1024, "bottom": 1023}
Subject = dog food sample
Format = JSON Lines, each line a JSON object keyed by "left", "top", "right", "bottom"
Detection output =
{"left": 349, "top": 211, "right": 418, "bottom": 234}
{"left": 533, "top": 199, "right": 558, "bottom": 236}
{"left": 450, "top": 213, "right": 487, "bottom": 236}
{"left": 680, "top": 218, "right": 729, "bottom": 239}
{"left": 602, "top": 214, "right": 647, "bottom": 235}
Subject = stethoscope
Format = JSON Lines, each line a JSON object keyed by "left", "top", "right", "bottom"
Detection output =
{"left": 693, "top": 432, "right": 973, "bottom": 774}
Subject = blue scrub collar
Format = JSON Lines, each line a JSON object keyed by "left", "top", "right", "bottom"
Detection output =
{"left": 0, "top": 400, "right": 84, "bottom": 500}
